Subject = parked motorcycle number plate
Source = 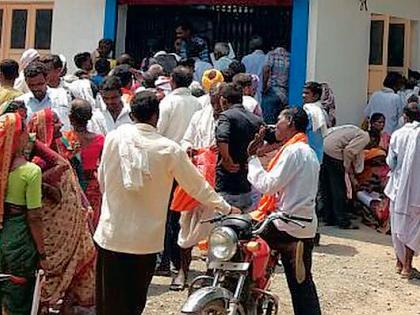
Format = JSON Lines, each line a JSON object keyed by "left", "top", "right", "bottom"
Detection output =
{"left": 208, "top": 262, "right": 250, "bottom": 271}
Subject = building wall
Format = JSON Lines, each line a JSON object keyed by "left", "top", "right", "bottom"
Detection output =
{"left": 307, "top": 0, "right": 420, "bottom": 125}
{"left": 51, "top": 0, "right": 106, "bottom": 72}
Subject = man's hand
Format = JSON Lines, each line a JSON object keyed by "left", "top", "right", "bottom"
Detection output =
{"left": 220, "top": 157, "right": 240, "bottom": 173}
{"left": 248, "top": 126, "right": 266, "bottom": 157}
{"left": 230, "top": 206, "right": 242, "bottom": 215}
{"left": 186, "top": 147, "right": 198, "bottom": 158}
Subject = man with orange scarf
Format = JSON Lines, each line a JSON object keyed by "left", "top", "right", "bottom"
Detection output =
{"left": 247, "top": 108, "right": 321, "bottom": 315}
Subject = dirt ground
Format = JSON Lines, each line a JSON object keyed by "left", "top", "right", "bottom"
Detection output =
{"left": 144, "top": 222, "right": 420, "bottom": 315}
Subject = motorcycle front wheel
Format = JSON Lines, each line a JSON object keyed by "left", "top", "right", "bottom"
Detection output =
{"left": 182, "top": 299, "right": 245, "bottom": 315}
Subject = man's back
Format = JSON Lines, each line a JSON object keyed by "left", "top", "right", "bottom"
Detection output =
{"left": 365, "top": 88, "right": 403, "bottom": 134}
{"left": 216, "top": 104, "right": 263, "bottom": 194}
{"left": 158, "top": 88, "right": 202, "bottom": 143}
{"left": 95, "top": 123, "right": 229, "bottom": 254}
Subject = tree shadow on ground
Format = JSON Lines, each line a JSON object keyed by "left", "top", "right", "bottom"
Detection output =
{"left": 319, "top": 220, "right": 393, "bottom": 247}
{"left": 314, "top": 243, "right": 359, "bottom": 257}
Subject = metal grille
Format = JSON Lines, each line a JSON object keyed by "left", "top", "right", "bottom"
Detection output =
{"left": 125, "top": 4, "right": 291, "bottom": 62}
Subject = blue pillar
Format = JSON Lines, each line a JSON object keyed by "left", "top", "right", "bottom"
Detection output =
{"left": 288, "top": 0, "right": 310, "bottom": 107}
{"left": 103, "top": 0, "right": 118, "bottom": 41}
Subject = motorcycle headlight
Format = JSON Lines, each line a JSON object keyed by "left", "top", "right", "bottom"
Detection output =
{"left": 209, "top": 227, "right": 238, "bottom": 261}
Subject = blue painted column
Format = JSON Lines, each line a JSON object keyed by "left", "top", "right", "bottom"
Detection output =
{"left": 288, "top": 0, "right": 310, "bottom": 107}
{"left": 103, "top": 0, "right": 118, "bottom": 41}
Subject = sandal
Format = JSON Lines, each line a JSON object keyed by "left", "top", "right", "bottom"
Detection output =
{"left": 169, "top": 274, "right": 187, "bottom": 291}
{"left": 401, "top": 268, "right": 420, "bottom": 280}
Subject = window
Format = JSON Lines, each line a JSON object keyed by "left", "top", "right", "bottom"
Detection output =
{"left": 388, "top": 23, "right": 405, "bottom": 67}
{"left": 35, "top": 9, "right": 53, "bottom": 50}
{"left": 10, "top": 9, "right": 28, "bottom": 49}
{"left": 369, "top": 20, "right": 384, "bottom": 65}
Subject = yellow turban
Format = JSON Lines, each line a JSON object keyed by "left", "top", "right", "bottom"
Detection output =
{"left": 202, "top": 69, "right": 224, "bottom": 92}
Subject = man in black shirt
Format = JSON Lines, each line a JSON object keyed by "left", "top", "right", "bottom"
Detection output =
{"left": 216, "top": 83, "right": 263, "bottom": 211}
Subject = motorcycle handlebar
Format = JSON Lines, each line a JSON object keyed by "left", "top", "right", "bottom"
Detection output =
{"left": 201, "top": 212, "right": 313, "bottom": 235}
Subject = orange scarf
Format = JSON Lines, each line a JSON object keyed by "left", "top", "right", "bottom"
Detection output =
{"left": 250, "top": 132, "right": 308, "bottom": 221}
{"left": 0, "top": 113, "right": 23, "bottom": 227}
{"left": 28, "top": 108, "right": 55, "bottom": 147}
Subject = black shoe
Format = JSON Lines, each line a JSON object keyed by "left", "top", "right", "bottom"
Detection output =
{"left": 339, "top": 223, "right": 359, "bottom": 230}
{"left": 155, "top": 265, "right": 171, "bottom": 277}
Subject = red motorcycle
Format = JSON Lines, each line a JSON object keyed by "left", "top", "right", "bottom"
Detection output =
{"left": 181, "top": 212, "right": 312, "bottom": 315}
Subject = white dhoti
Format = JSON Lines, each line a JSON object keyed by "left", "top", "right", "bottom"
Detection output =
{"left": 390, "top": 202, "right": 420, "bottom": 262}
{"left": 177, "top": 205, "right": 215, "bottom": 249}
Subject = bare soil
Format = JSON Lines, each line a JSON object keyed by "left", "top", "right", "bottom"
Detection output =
{"left": 144, "top": 223, "right": 420, "bottom": 315}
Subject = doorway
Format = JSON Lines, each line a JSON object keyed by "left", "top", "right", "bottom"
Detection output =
{"left": 124, "top": 4, "right": 292, "bottom": 62}
{"left": 368, "top": 14, "right": 411, "bottom": 96}
{"left": 0, "top": 2, "right": 54, "bottom": 61}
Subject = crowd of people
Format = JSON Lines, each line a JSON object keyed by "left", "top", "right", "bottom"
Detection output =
{"left": 0, "top": 20, "right": 419, "bottom": 315}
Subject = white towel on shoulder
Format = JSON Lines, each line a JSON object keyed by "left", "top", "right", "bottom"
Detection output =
{"left": 117, "top": 124, "right": 151, "bottom": 191}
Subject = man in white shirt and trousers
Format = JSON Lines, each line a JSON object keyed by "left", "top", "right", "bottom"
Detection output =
{"left": 385, "top": 103, "right": 420, "bottom": 280}
{"left": 247, "top": 107, "right": 321, "bottom": 315}
{"left": 156, "top": 66, "right": 203, "bottom": 275}
{"left": 94, "top": 91, "right": 239, "bottom": 315}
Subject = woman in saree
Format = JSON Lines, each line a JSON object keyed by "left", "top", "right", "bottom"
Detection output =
{"left": 26, "top": 108, "right": 96, "bottom": 312}
{"left": 355, "top": 131, "right": 390, "bottom": 233}
{"left": 29, "top": 103, "right": 105, "bottom": 229}
{"left": 62, "top": 99, "right": 105, "bottom": 229}
{"left": 0, "top": 113, "right": 45, "bottom": 315}
{"left": 368, "top": 113, "right": 390, "bottom": 151}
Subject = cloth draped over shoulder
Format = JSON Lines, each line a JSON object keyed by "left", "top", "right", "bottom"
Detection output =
{"left": 171, "top": 147, "right": 217, "bottom": 211}
{"left": 117, "top": 124, "right": 151, "bottom": 191}
{"left": 303, "top": 102, "right": 328, "bottom": 136}
{"left": 250, "top": 132, "right": 308, "bottom": 221}
{"left": 28, "top": 108, "right": 55, "bottom": 147}
{"left": 0, "top": 113, "right": 22, "bottom": 227}
{"left": 392, "top": 124, "right": 420, "bottom": 216}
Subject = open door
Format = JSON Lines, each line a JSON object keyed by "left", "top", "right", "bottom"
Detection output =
{"left": 368, "top": 14, "right": 412, "bottom": 97}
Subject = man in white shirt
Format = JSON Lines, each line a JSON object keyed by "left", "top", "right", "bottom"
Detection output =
{"left": 89, "top": 76, "right": 133, "bottom": 135}
{"left": 172, "top": 83, "right": 225, "bottom": 290}
{"left": 158, "top": 66, "right": 202, "bottom": 143}
{"left": 385, "top": 103, "right": 420, "bottom": 280}
{"left": 364, "top": 72, "right": 404, "bottom": 134}
{"left": 156, "top": 66, "right": 202, "bottom": 275}
{"left": 232, "top": 73, "right": 262, "bottom": 116}
{"left": 181, "top": 82, "right": 224, "bottom": 151}
{"left": 247, "top": 107, "right": 321, "bottom": 315}
{"left": 94, "top": 91, "right": 237, "bottom": 315}
{"left": 16, "top": 62, "right": 71, "bottom": 130}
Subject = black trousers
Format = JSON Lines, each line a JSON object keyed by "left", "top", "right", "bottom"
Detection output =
{"left": 318, "top": 154, "right": 350, "bottom": 227}
{"left": 96, "top": 246, "right": 157, "bottom": 315}
{"left": 261, "top": 224, "right": 321, "bottom": 315}
{"left": 160, "top": 182, "right": 181, "bottom": 270}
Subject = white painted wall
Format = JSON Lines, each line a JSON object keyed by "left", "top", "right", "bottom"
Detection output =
{"left": 51, "top": 0, "right": 106, "bottom": 73}
{"left": 307, "top": 0, "right": 420, "bottom": 125}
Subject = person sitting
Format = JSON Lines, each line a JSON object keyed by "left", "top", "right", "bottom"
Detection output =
{"left": 354, "top": 130, "right": 390, "bottom": 233}
{"left": 367, "top": 112, "right": 390, "bottom": 151}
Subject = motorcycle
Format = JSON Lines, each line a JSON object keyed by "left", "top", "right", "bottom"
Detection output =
{"left": 181, "top": 212, "right": 313, "bottom": 315}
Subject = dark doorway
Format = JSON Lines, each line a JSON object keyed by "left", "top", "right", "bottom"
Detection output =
{"left": 125, "top": 5, "right": 292, "bottom": 62}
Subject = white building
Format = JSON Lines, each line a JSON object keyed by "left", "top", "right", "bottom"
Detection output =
{"left": 1, "top": 0, "right": 420, "bottom": 124}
